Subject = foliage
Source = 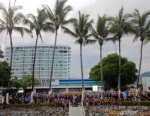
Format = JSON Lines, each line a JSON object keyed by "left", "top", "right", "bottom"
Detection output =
{"left": 43, "top": 0, "right": 73, "bottom": 30}
{"left": 89, "top": 53, "right": 137, "bottom": 90}
{"left": 62, "top": 11, "right": 95, "bottom": 91}
{"left": 108, "top": 7, "right": 132, "bottom": 41}
{"left": 0, "top": 61, "right": 10, "bottom": 87}
{"left": 62, "top": 11, "right": 95, "bottom": 45}
{"left": 91, "top": 15, "right": 110, "bottom": 45}
{"left": 130, "top": 9, "right": 150, "bottom": 87}
{"left": 42, "top": 0, "right": 73, "bottom": 90}
{"left": 91, "top": 15, "right": 111, "bottom": 92}
{"left": 131, "top": 9, "right": 150, "bottom": 43}
{"left": 0, "top": 1, "right": 31, "bottom": 38}
{"left": 0, "top": 1, "right": 31, "bottom": 90}
{"left": 23, "top": 8, "right": 54, "bottom": 40}
{"left": 11, "top": 74, "right": 40, "bottom": 90}
{"left": 23, "top": 8, "right": 54, "bottom": 91}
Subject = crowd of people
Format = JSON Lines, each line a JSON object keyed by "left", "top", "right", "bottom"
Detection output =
{"left": 7, "top": 91, "right": 150, "bottom": 107}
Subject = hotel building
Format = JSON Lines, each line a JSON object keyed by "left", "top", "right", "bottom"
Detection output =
{"left": 5, "top": 44, "right": 71, "bottom": 81}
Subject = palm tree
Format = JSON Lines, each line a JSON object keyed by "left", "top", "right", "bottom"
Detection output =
{"left": 108, "top": 7, "right": 131, "bottom": 97}
{"left": 131, "top": 9, "right": 150, "bottom": 88}
{"left": 62, "top": 11, "right": 95, "bottom": 109}
{"left": 42, "top": 0, "right": 73, "bottom": 93}
{"left": 0, "top": 1, "right": 30, "bottom": 90}
{"left": 91, "top": 15, "right": 110, "bottom": 97}
{"left": 23, "top": 8, "right": 54, "bottom": 91}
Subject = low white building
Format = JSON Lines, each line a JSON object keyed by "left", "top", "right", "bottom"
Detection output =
{"left": 142, "top": 77, "right": 150, "bottom": 91}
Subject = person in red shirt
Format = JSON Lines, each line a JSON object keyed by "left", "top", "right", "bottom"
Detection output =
{"left": 99, "top": 97, "right": 103, "bottom": 105}
{"left": 115, "top": 91, "right": 118, "bottom": 99}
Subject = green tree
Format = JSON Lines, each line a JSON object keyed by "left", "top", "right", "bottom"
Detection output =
{"left": 23, "top": 8, "right": 54, "bottom": 91}
{"left": 131, "top": 9, "right": 150, "bottom": 87}
{"left": 0, "top": 61, "right": 10, "bottom": 87}
{"left": 91, "top": 15, "right": 110, "bottom": 95}
{"left": 11, "top": 77, "right": 22, "bottom": 90}
{"left": 108, "top": 7, "right": 132, "bottom": 96}
{"left": 11, "top": 74, "right": 40, "bottom": 91}
{"left": 62, "top": 11, "right": 95, "bottom": 108}
{"left": 89, "top": 53, "right": 137, "bottom": 90}
{"left": 0, "top": 1, "right": 30, "bottom": 89}
{"left": 42, "top": 0, "right": 73, "bottom": 92}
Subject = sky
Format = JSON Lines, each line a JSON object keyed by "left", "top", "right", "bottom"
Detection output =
{"left": 0, "top": 0, "right": 150, "bottom": 78}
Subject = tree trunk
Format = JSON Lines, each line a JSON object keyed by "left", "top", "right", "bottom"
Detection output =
{"left": 7, "top": 32, "right": 13, "bottom": 89}
{"left": 6, "top": 32, "right": 13, "bottom": 104}
{"left": 49, "top": 30, "right": 58, "bottom": 93}
{"left": 137, "top": 40, "right": 143, "bottom": 88}
{"left": 32, "top": 35, "right": 39, "bottom": 91}
{"left": 100, "top": 44, "right": 104, "bottom": 98}
{"left": 80, "top": 43, "right": 84, "bottom": 116}
{"left": 118, "top": 38, "right": 121, "bottom": 98}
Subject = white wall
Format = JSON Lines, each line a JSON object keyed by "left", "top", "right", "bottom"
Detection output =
{"left": 142, "top": 77, "right": 150, "bottom": 92}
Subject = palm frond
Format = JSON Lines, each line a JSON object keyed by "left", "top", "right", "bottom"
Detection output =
{"left": 131, "top": 9, "right": 150, "bottom": 43}
{"left": 42, "top": 23, "right": 55, "bottom": 32}
{"left": 74, "top": 39, "right": 81, "bottom": 45}
{"left": 0, "top": 18, "right": 7, "bottom": 25}
{"left": 23, "top": 18, "right": 35, "bottom": 31}
{"left": 13, "top": 13, "right": 25, "bottom": 25}
{"left": 45, "top": 22, "right": 55, "bottom": 26}
{"left": 61, "top": 26, "right": 78, "bottom": 38}
{"left": 105, "top": 36, "right": 118, "bottom": 44}
{"left": 14, "top": 27, "right": 31, "bottom": 37}
{"left": 27, "top": 13, "right": 37, "bottom": 25}
{"left": 62, "top": 18, "right": 76, "bottom": 25}
{"left": 61, "top": 5, "right": 73, "bottom": 20}
{"left": 145, "top": 20, "right": 150, "bottom": 30}
{"left": 42, "top": 4, "right": 54, "bottom": 21}
{"left": 39, "top": 33, "right": 43, "bottom": 43}
{"left": 142, "top": 10, "right": 150, "bottom": 25}
{"left": 83, "top": 39, "right": 96, "bottom": 46}
{"left": 134, "top": 35, "right": 140, "bottom": 43}
{"left": 85, "top": 33, "right": 93, "bottom": 39}
{"left": 13, "top": 5, "right": 23, "bottom": 12}
{"left": 0, "top": 3, "right": 8, "bottom": 19}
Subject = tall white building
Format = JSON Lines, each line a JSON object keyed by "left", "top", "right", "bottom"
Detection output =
{"left": 5, "top": 45, "right": 71, "bottom": 80}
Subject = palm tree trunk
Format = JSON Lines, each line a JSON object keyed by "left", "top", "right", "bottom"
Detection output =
{"left": 5, "top": 32, "right": 13, "bottom": 104}
{"left": 115, "top": 42, "right": 117, "bottom": 54}
{"left": 100, "top": 44, "right": 104, "bottom": 98}
{"left": 32, "top": 35, "right": 39, "bottom": 91}
{"left": 80, "top": 43, "right": 84, "bottom": 115}
{"left": 118, "top": 38, "right": 121, "bottom": 98}
{"left": 49, "top": 30, "right": 58, "bottom": 93}
{"left": 137, "top": 40, "right": 143, "bottom": 88}
{"left": 7, "top": 32, "right": 13, "bottom": 90}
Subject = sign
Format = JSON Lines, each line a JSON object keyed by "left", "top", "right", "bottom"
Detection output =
{"left": 92, "top": 85, "right": 98, "bottom": 92}
{"left": 108, "top": 110, "right": 120, "bottom": 115}
{"left": 18, "top": 88, "right": 24, "bottom": 93}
